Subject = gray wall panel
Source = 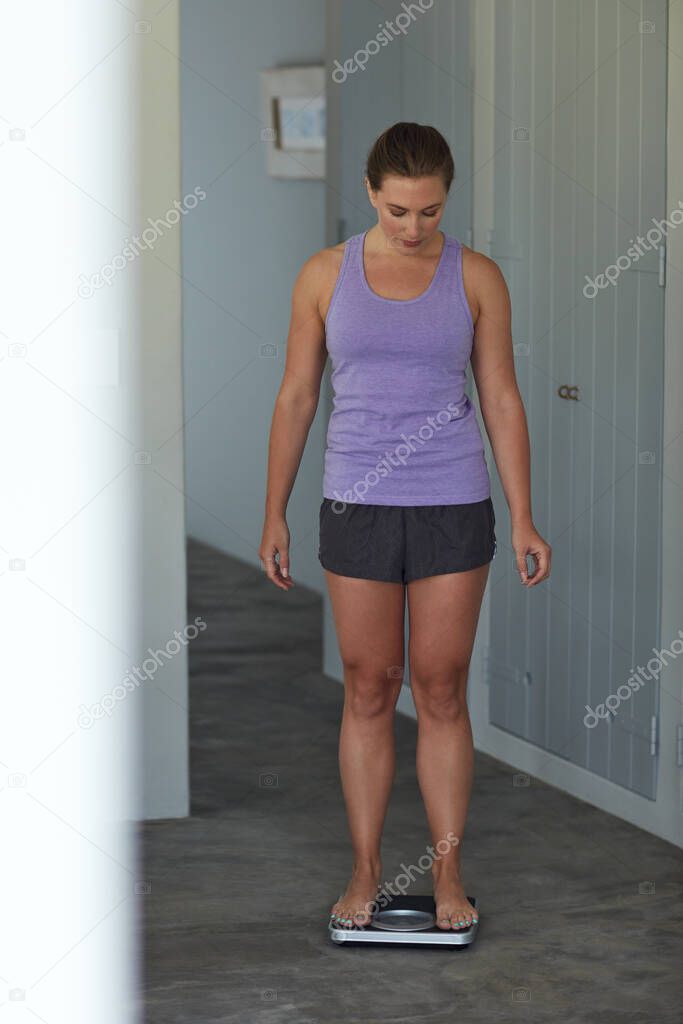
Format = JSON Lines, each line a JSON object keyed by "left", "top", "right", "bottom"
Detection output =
{"left": 181, "top": 0, "right": 327, "bottom": 588}
{"left": 488, "top": 0, "right": 666, "bottom": 800}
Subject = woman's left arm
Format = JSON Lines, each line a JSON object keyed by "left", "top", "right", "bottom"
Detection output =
{"left": 465, "top": 249, "right": 551, "bottom": 587}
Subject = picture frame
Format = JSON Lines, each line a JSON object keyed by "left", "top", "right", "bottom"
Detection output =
{"left": 259, "top": 65, "right": 326, "bottom": 179}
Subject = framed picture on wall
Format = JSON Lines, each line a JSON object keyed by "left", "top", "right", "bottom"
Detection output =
{"left": 259, "top": 65, "right": 326, "bottom": 179}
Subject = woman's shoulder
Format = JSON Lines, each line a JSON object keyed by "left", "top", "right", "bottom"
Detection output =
{"left": 460, "top": 244, "right": 508, "bottom": 294}
{"left": 460, "top": 242, "right": 502, "bottom": 275}
{"left": 459, "top": 244, "right": 510, "bottom": 323}
{"left": 294, "top": 240, "right": 353, "bottom": 322}
{"left": 299, "top": 238, "right": 350, "bottom": 279}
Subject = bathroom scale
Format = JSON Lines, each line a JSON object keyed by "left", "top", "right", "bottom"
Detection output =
{"left": 328, "top": 893, "right": 478, "bottom": 947}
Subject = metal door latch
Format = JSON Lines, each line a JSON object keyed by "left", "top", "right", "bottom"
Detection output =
{"left": 558, "top": 385, "right": 580, "bottom": 401}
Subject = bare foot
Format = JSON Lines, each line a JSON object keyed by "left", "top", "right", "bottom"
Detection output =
{"left": 330, "top": 866, "right": 382, "bottom": 929}
{"left": 432, "top": 867, "right": 478, "bottom": 930}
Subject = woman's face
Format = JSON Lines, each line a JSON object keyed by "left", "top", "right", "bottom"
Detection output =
{"left": 365, "top": 173, "right": 447, "bottom": 252}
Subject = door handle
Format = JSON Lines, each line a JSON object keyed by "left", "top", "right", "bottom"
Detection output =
{"left": 557, "top": 384, "right": 579, "bottom": 401}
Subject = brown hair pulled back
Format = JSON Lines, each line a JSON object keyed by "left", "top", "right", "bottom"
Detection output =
{"left": 365, "top": 122, "right": 455, "bottom": 194}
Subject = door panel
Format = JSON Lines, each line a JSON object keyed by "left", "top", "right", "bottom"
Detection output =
{"left": 486, "top": 0, "right": 667, "bottom": 800}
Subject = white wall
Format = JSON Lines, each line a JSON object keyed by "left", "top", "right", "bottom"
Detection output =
{"left": 181, "top": 0, "right": 327, "bottom": 590}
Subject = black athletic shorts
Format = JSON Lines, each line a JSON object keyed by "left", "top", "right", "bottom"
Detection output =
{"left": 318, "top": 496, "right": 496, "bottom": 584}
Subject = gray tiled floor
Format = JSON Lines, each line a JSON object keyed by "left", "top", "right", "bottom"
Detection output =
{"left": 141, "top": 538, "right": 683, "bottom": 1023}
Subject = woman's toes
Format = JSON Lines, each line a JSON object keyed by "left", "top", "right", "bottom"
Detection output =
{"left": 330, "top": 903, "right": 345, "bottom": 926}
{"left": 435, "top": 904, "right": 477, "bottom": 930}
{"left": 455, "top": 907, "right": 474, "bottom": 929}
{"left": 464, "top": 906, "right": 478, "bottom": 926}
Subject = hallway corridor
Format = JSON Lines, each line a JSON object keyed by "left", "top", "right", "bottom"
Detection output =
{"left": 141, "top": 539, "right": 682, "bottom": 1023}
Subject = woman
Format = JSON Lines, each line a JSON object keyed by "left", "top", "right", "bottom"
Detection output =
{"left": 259, "top": 122, "right": 551, "bottom": 932}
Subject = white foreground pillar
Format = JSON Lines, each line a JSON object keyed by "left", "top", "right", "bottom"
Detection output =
{"left": 0, "top": 3, "right": 187, "bottom": 1021}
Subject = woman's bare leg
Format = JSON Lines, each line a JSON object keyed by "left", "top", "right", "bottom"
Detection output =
{"left": 406, "top": 563, "right": 490, "bottom": 929}
{"left": 324, "top": 569, "right": 405, "bottom": 927}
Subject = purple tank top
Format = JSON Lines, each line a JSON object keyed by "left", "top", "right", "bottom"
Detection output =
{"left": 322, "top": 229, "right": 491, "bottom": 506}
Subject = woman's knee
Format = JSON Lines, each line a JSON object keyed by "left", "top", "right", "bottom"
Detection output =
{"left": 343, "top": 662, "right": 403, "bottom": 717}
{"left": 409, "top": 665, "right": 470, "bottom": 720}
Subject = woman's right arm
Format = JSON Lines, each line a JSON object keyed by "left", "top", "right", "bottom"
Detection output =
{"left": 259, "top": 251, "right": 329, "bottom": 590}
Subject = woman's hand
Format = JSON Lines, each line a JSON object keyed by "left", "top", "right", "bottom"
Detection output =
{"left": 259, "top": 515, "right": 294, "bottom": 591}
{"left": 511, "top": 519, "right": 551, "bottom": 587}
